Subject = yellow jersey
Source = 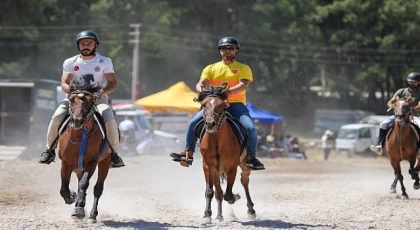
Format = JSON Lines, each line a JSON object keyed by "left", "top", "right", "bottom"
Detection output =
{"left": 200, "top": 61, "right": 253, "bottom": 104}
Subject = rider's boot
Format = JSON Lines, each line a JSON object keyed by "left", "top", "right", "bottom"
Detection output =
{"left": 246, "top": 155, "right": 265, "bottom": 170}
{"left": 38, "top": 148, "right": 56, "bottom": 164}
{"left": 370, "top": 128, "right": 388, "bottom": 155}
{"left": 170, "top": 151, "right": 194, "bottom": 167}
{"left": 110, "top": 152, "right": 125, "bottom": 168}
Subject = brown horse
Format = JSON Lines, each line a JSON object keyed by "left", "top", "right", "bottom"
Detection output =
{"left": 386, "top": 96, "right": 420, "bottom": 199}
{"left": 195, "top": 83, "right": 256, "bottom": 224}
{"left": 58, "top": 81, "right": 111, "bottom": 223}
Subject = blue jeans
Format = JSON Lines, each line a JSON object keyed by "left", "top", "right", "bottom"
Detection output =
{"left": 184, "top": 103, "right": 258, "bottom": 158}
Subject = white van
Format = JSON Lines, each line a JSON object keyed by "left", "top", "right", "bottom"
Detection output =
{"left": 335, "top": 124, "right": 378, "bottom": 156}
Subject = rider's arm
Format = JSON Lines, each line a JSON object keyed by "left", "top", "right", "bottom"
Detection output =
{"left": 413, "top": 102, "right": 420, "bottom": 112}
{"left": 228, "top": 79, "right": 250, "bottom": 94}
{"left": 196, "top": 78, "right": 210, "bottom": 93}
{"left": 102, "top": 73, "right": 118, "bottom": 95}
{"left": 228, "top": 64, "right": 253, "bottom": 94}
{"left": 61, "top": 72, "right": 73, "bottom": 94}
{"left": 387, "top": 97, "right": 398, "bottom": 109}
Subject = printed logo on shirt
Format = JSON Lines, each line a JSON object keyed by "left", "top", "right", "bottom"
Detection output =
{"left": 99, "top": 59, "right": 104, "bottom": 63}
{"left": 94, "top": 66, "right": 101, "bottom": 72}
{"left": 80, "top": 74, "right": 95, "bottom": 85}
{"left": 231, "top": 70, "right": 237, "bottom": 74}
{"left": 74, "top": 66, "right": 79, "bottom": 71}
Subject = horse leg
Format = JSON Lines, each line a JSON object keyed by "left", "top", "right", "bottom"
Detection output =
{"left": 88, "top": 157, "right": 110, "bottom": 223}
{"left": 239, "top": 164, "right": 256, "bottom": 220}
{"left": 223, "top": 168, "right": 240, "bottom": 205}
{"left": 391, "top": 160, "right": 408, "bottom": 199}
{"left": 408, "top": 157, "right": 420, "bottom": 190}
{"left": 202, "top": 163, "right": 214, "bottom": 224}
{"left": 60, "top": 163, "right": 77, "bottom": 205}
{"left": 72, "top": 163, "right": 97, "bottom": 220}
{"left": 213, "top": 171, "right": 224, "bottom": 222}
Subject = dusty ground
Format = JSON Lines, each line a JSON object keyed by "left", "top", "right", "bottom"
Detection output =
{"left": 1, "top": 149, "right": 420, "bottom": 230}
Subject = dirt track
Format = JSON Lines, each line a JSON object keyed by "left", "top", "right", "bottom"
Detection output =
{"left": 1, "top": 149, "right": 420, "bottom": 230}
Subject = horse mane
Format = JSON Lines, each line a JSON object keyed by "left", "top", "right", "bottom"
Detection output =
{"left": 69, "top": 80, "right": 101, "bottom": 94}
{"left": 194, "top": 84, "right": 229, "bottom": 102}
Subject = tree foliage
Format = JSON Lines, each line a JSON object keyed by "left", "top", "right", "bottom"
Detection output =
{"left": 1, "top": 0, "right": 420, "bottom": 115}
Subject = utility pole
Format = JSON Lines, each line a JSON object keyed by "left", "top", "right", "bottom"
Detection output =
{"left": 129, "top": 23, "right": 141, "bottom": 101}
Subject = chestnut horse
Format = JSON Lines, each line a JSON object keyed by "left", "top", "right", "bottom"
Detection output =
{"left": 196, "top": 83, "right": 256, "bottom": 224}
{"left": 58, "top": 81, "right": 111, "bottom": 223}
{"left": 386, "top": 96, "right": 420, "bottom": 199}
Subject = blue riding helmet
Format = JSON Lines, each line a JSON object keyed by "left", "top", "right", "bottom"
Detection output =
{"left": 218, "top": 37, "right": 240, "bottom": 49}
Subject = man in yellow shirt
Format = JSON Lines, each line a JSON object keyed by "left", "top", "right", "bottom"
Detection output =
{"left": 170, "top": 37, "right": 265, "bottom": 170}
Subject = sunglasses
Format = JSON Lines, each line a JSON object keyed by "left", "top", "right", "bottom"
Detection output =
{"left": 219, "top": 47, "right": 236, "bottom": 51}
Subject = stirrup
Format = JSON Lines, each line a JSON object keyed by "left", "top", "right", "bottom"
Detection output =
{"left": 38, "top": 149, "right": 56, "bottom": 164}
{"left": 171, "top": 152, "right": 193, "bottom": 167}
{"left": 369, "top": 145, "right": 383, "bottom": 155}
{"left": 110, "top": 153, "right": 125, "bottom": 168}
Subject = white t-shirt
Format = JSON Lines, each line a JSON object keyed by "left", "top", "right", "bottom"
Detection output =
{"left": 119, "top": 119, "right": 136, "bottom": 132}
{"left": 322, "top": 135, "right": 332, "bottom": 149}
{"left": 63, "top": 53, "right": 114, "bottom": 89}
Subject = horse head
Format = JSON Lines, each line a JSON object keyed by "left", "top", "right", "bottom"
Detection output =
{"left": 393, "top": 96, "right": 414, "bottom": 125}
{"left": 195, "top": 83, "right": 230, "bottom": 134}
{"left": 68, "top": 80, "right": 100, "bottom": 129}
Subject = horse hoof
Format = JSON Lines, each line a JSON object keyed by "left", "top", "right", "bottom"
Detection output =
{"left": 414, "top": 185, "right": 420, "bottom": 190}
{"left": 389, "top": 189, "right": 397, "bottom": 194}
{"left": 201, "top": 217, "right": 212, "bottom": 225}
{"left": 233, "top": 194, "right": 241, "bottom": 202}
{"left": 87, "top": 218, "right": 97, "bottom": 224}
{"left": 71, "top": 207, "right": 85, "bottom": 219}
{"left": 402, "top": 195, "right": 409, "bottom": 200}
{"left": 247, "top": 211, "right": 257, "bottom": 220}
{"left": 215, "top": 216, "right": 224, "bottom": 222}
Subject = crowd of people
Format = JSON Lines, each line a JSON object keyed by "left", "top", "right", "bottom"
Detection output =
{"left": 257, "top": 133, "right": 308, "bottom": 159}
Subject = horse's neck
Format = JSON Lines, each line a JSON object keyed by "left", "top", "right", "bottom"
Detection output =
{"left": 67, "top": 120, "right": 98, "bottom": 136}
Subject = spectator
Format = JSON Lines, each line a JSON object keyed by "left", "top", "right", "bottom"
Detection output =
{"left": 322, "top": 130, "right": 335, "bottom": 160}
{"left": 266, "top": 135, "right": 286, "bottom": 158}
{"left": 290, "top": 137, "right": 308, "bottom": 160}
{"left": 285, "top": 134, "right": 293, "bottom": 152}
{"left": 118, "top": 116, "right": 136, "bottom": 150}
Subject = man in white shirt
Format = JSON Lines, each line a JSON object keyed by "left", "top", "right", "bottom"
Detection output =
{"left": 322, "top": 130, "right": 335, "bottom": 160}
{"left": 38, "top": 30, "right": 125, "bottom": 168}
{"left": 119, "top": 117, "right": 136, "bottom": 149}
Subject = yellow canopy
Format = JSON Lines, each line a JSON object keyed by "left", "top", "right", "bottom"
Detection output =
{"left": 134, "top": 81, "right": 200, "bottom": 112}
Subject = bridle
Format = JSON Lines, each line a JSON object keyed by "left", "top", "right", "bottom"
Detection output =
{"left": 394, "top": 100, "right": 412, "bottom": 126}
{"left": 202, "top": 96, "right": 227, "bottom": 133}
{"left": 68, "top": 90, "right": 97, "bottom": 128}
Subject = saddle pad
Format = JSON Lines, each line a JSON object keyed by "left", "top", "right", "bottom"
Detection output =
{"left": 194, "top": 112, "right": 248, "bottom": 154}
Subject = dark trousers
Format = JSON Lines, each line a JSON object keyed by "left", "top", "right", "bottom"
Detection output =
{"left": 323, "top": 148, "right": 331, "bottom": 160}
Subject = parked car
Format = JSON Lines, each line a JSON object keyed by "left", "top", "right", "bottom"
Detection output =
{"left": 114, "top": 109, "right": 181, "bottom": 155}
{"left": 335, "top": 123, "right": 378, "bottom": 157}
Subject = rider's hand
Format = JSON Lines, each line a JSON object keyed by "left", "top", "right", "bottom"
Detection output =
{"left": 196, "top": 83, "right": 204, "bottom": 92}
{"left": 93, "top": 91, "right": 102, "bottom": 100}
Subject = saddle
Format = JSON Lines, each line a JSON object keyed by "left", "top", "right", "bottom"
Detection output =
{"left": 194, "top": 112, "right": 248, "bottom": 154}
{"left": 387, "top": 122, "right": 420, "bottom": 142}
{"left": 58, "top": 110, "right": 107, "bottom": 155}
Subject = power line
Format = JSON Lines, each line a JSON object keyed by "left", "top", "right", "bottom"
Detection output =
{"left": 1, "top": 24, "right": 419, "bottom": 66}
{"left": 2, "top": 23, "right": 420, "bottom": 54}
